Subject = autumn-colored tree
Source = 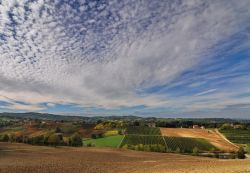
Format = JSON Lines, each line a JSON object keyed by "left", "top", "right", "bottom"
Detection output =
{"left": 48, "top": 134, "right": 61, "bottom": 147}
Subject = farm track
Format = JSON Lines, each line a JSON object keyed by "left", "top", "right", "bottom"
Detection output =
{"left": 0, "top": 142, "right": 250, "bottom": 173}
{"left": 215, "top": 129, "right": 240, "bottom": 149}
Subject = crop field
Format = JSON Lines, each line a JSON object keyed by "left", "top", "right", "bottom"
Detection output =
{"left": 220, "top": 129, "right": 250, "bottom": 144}
{"left": 121, "top": 135, "right": 165, "bottom": 146}
{"left": 120, "top": 135, "right": 216, "bottom": 153}
{"left": 1, "top": 142, "right": 250, "bottom": 173}
{"left": 126, "top": 126, "right": 161, "bottom": 135}
{"left": 160, "top": 128, "right": 239, "bottom": 152}
{"left": 84, "top": 135, "right": 124, "bottom": 148}
{"left": 164, "top": 137, "right": 216, "bottom": 152}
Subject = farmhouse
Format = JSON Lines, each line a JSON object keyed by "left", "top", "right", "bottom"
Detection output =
{"left": 147, "top": 122, "right": 156, "bottom": 128}
{"left": 192, "top": 125, "right": 200, "bottom": 129}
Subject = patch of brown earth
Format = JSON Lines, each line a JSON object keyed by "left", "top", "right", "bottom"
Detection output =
{"left": 0, "top": 142, "right": 249, "bottom": 173}
{"left": 160, "top": 128, "right": 239, "bottom": 152}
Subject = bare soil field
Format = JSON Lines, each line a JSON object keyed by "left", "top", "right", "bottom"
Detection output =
{"left": 160, "top": 128, "right": 239, "bottom": 152}
{"left": 0, "top": 142, "right": 249, "bottom": 173}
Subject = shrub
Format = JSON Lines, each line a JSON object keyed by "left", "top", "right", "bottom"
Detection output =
{"left": 138, "top": 144, "right": 144, "bottom": 151}
{"left": 144, "top": 145, "right": 150, "bottom": 152}
{"left": 175, "top": 147, "right": 181, "bottom": 153}
{"left": 118, "top": 129, "right": 123, "bottom": 135}
{"left": 158, "top": 145, "right": 166, "bottom": 153}
{"left": 55, "top": 127, "right": 62, "bottom": 133}
{"left": 237, "top": 147, "right": 246, "bottom": 159}
{"left": 192, "top": 147, "right": 199, "bottom": 156}
{"left": 69, "top": 133, "right": 83, "bottom": 147}
{"left": 122, "top": 144, "right": 129, "bottom": 149}
{"left": 48, "top": 134, "right": 61, "bottom": 147}
{"left": 220, "top": 123, "right": 233, "bottom": 130}
{"left": 91, "top": 133, "right": 104, "bottom": 139}
{"left": 86, "top": 142, "right": 95, "bottom": 147}
{"left": 166, "top": 147, "right": 173, "bottom": 153}
{"left": 2, "top": 134, "right": 9, "bottom": 142}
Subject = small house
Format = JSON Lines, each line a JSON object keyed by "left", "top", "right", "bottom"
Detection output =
{"left": 193, "top": 125, "right": 200, "bottom": 129}
{"left": 147, "top": 122, "right": 156, "bottom": 128}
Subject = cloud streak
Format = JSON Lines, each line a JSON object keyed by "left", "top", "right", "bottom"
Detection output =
{"left": 0, "top": 0, "right": 250, "bottom": 118}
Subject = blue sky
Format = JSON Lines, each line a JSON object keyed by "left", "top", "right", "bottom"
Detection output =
{"left": 0, "top": 0, "right": 250, "bottom": 118}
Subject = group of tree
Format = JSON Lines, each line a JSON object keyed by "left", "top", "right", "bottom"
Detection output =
{"left": 0, "top": 132, "right": 83, "bottom": 147}
{"left": 220, "top": 123, "right": 248, "bottom": 130}
{"left": 122, "top": 144, "right": 166, "bottom": 153}
{"left": 94, "top": 120, "right": 126, "bottom": 130}
{"left": 122, "top": 144, "right": 202, "bottom": 155}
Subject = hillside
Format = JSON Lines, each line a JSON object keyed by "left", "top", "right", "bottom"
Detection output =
{"left": 160, "top": 128, "right": 239, "bottom": 152}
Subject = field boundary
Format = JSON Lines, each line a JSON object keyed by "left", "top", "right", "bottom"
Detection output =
{"left": 215, "top": 129, "right": 240, "bottom": 149}
{"left": 162, "top": 136, "right": 167, "bottom": 148}
{"left": 117, "top": 135, "right": 125, "bottom": 148}
{"left": 124, "top": 134, "right": 163, "bottom": 136}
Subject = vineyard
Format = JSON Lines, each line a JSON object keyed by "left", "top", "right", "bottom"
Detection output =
{"left": 121, "top": 135, "right": 165, "bottom": 146}
{"left": 120, "top": 135, "right": 216, "bottom": 153}
{"left": 164, "top": 137, "right": 216, "bottom": 152}
{"left": 125, "top": 126, "right": 161, "bottom": 135}
{"left": 220, "top": 129, "right": 250, "bottom": 144}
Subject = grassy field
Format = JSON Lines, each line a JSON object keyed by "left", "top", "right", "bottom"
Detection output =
{"left": 1, "top": 142, "right": 250, "bottom": 173}
{"left": 84, "top": 135, "right": 124, "bottom": 148}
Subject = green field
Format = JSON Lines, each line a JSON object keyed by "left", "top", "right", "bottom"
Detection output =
{"left": 220, "top": 129, "right": 250, "bottom": 144}
{"left": 84, "top": 135, "right": 124, "bottom": 148}
{"left": 126, "top": 126, "right": 161, "bottom": 135}
{"left": 164, "top": 137, "right": 217, "bottom": 152}
{"left": 121, "top": 135, "right": 165, "bottom": 146}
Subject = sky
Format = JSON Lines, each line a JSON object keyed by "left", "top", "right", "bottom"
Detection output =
{"left": 0, "top": 0, "right": 250, "bottom": 118}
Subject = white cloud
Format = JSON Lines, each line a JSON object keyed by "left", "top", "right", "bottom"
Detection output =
{"left": 0, "top": 0, "right": 250, "bottom": 114}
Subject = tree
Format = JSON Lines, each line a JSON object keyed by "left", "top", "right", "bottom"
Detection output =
{"left": 69, "top": 133, "right": 83, "bottom": 147}
{"left": 48, "top": 134, "right": 61, "bottom": 147}
{"left": 55, "top": 127, "right": 62, "bottom": 133}
{"left": 237, "top": 147, "right": 246, "bottom": 159}
{"left": 9, "top": 133, "right": 16, "bottom": 143}
{"left": 2, "top": 134, "right": 9, "bottom": 142}
{"left": 220, "top": 123, "right": 233, "bottom": 130}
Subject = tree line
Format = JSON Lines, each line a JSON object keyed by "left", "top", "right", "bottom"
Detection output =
{"left": 0, "top": 132, "right": 83, "bottom": 147}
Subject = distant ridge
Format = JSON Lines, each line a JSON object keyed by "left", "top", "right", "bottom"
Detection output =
{"left": 0, "top": 112, "right": 249, "bottom": 123}
{"left": 0, "top": 112, "right": 143, "bottom": 122}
